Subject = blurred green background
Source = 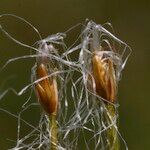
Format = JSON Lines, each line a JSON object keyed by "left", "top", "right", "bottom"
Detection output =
{"left": 0, "top": 0, "right": 150, "bottom": 149}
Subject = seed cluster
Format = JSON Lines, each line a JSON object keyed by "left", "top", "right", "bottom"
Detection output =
{"left": 0, "top": 15, "right": 131, "bottom": 149}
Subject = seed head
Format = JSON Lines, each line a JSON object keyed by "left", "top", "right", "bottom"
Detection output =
{"left": 92, "top": 51, "right": 117, "bottom": 103}
{"left": 35, "top": 63, "right": 58, "bottom": 115}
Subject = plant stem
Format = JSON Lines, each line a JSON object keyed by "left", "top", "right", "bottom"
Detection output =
{"left": 107, "top": 104, "right": 119, "bottom": 150}
{"left": 49, "top": 114, "right": 58, "bottom": 150}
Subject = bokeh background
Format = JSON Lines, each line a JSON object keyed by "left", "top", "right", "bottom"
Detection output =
{"left": 0, "top": 0, "right": 150, "bottom": 149}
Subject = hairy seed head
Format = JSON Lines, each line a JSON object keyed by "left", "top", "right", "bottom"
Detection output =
{"left": 35, "top": 63, "right": 58, "bottom": 115}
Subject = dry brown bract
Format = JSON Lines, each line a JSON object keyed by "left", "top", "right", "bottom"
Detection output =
{"left": 35, "top": 63, "right": 58, "bottom": 115}
{"left": 92, "top": 51, "right": 117, "bottom": 103}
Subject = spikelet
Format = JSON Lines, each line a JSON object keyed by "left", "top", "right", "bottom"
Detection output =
{"left": 91, "top": 51, "right": 117, "bottom": 103}
{"left": 35, "top": 63, "right": 58, "bottom": 115}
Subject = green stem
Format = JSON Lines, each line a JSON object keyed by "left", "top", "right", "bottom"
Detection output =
{"left": 49, "top": 114, "right": 58, "bottom": 150}
{"left": 107, "top": 104, "right": 119, "bottom": 150}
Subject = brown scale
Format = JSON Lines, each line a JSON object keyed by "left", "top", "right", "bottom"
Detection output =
{"left": 91, "top": 51, "right": 117, "bottom": 103}
{"left": 35, "top": 63, "right": 58, "bottom": 115}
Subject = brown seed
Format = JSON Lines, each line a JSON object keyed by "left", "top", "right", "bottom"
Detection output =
{"left": 35, "top": 64, "right": 58, "bottom": 115}
{"left": 91, "top": 52, "right": 117, "bottom": 103}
